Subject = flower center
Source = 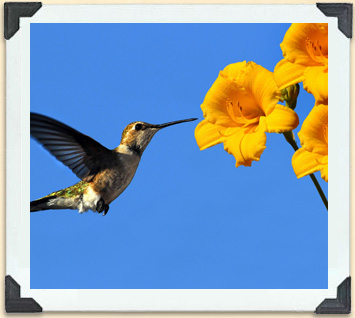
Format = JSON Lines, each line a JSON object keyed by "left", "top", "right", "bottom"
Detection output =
{"left": 306, "top": 38, "right": 328, "bottom": 66}
{"left": 226, "top": 99, "right": 260, "bottom": 129}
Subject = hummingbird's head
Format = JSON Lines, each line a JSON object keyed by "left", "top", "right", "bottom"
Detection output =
{"left": 119, "top": 118, "right": 197, "bottom": 155}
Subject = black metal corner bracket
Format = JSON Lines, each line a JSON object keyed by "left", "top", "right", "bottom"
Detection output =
{"left": 317, "top": 3, "right": 353, "bottom": 38}
{"left": 4, "top": 2, "right": 42, "bottom": 40}
{"left": 5, "top": 275, "right": 42, "bottom": 313}
{"left": 315, "top": 277, "right": 351, "bottom": 314}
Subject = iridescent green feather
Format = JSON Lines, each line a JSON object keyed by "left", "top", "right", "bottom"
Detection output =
{"left": 42, "top": 180, "right": 90, "bottom": 199}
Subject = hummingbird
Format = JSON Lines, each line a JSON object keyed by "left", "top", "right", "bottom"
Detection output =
{"left": 30, "top": 113, "right": 197, "bottom": 215}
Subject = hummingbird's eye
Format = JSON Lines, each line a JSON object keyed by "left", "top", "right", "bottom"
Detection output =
{"left": 135, "top": 123, "right": 143, "bottom": 131}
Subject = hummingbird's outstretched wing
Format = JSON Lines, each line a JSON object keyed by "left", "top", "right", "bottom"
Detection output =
{"left": 30, "top": 112, "right": 114, "bottom": 181}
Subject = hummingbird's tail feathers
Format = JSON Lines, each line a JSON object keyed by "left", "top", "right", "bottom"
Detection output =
{"left": 30, "top": 196, "right": 57, "bottom": 212}
{"left": 30, "top": 195, "right": 79, "bottom": 212}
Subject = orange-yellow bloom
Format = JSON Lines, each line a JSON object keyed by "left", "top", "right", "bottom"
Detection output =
{"left": 292, "top": 104, "right": 328, "bottom": 182}
{"left": 274, "top": 23, "right": 328, "bottom": 105}
{"left": 195, "top": 61, "right": 299, "bottom": 167}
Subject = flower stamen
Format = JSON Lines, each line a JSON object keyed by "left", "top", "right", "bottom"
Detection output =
{"left": 306, "top": 38, "right": 328, "bottom": 65}
{"left": 226, "top": 99, "right": 260, "bottom": 127}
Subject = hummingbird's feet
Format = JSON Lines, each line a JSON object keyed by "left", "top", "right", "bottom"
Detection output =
{"left": 103, "top": 204, "right": 109, "bottom": 216}
{"left": 96, "top": 198, "right": 105, "bottom": 213}
{"left": 96, "top": 198, "right": 109, "bottom": 216}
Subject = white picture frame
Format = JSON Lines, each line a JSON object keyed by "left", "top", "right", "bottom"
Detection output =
{"left": 5, "top": 3, "right": 350, "bottom": 312}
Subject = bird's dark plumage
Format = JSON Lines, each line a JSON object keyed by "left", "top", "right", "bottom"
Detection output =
{"left": 30, "top": 113, "right": 114, "bottom": 181}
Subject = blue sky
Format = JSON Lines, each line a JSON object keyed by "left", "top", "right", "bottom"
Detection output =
{"left": 30, "top": 23, "right": 328, "bottom": 289}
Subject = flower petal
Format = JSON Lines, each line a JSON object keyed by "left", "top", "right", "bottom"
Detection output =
{"left": 280, "top": 23, "right": 328, "bottom": 66}
{"left": 201, "top": 72, "right": 242, "bottom": 127}
{"left": 298, "top": 104, "right": 328, "bottom": 155}
{"left": 223, "top": 117, "right": 267, "bottom": 167}
{"left": 292, "top": 148, "right": 328, "bottom": 182}
{"left": 265, "top": 104, "right": 299, "bottom": 133}
{"left": 303, "top": 66, "right": 328, "bottom": 105}
{"left": 320, "top": 155, "right": 328, "bottom": 182}
{"left": 194, "top": 119, "right": 225, "bottom": 150}
{"left": 221, "top": 60, "right": 248, "bottom": 79}
{"left": 273, "top": 59, "right": 306, "bottom": 90}
{"left": 224, "top": 61, "right": 281, "bottom": 116}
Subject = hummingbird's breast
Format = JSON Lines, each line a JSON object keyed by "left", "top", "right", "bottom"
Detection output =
{"left": 90, "top": 151, "right": 141, "bottom": 205}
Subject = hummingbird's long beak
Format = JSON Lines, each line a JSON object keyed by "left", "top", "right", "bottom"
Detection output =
{"left": 152, "top": 118, "right": 198, "bottom": 129}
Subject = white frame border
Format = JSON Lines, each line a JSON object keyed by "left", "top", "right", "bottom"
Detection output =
{"left": 6, "top": 4, "right": 349, "bottom": 311}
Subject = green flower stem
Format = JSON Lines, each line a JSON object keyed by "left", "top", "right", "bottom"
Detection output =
{"left": 308, "top": 173, "right": 328, "bottom": 210}
{"left": 283, "top": 131, "right": 328, "bottom": 211}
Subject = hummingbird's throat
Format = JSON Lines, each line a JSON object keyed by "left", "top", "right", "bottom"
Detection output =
{"left": 118, "top": 129, "right": 158, "bottom": 156}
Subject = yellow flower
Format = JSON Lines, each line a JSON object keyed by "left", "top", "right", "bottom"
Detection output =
{"left": 195, "top": 61, "right": 299, "bottom": 167}
{"left": 292, "top": 104, "right": 328, "bottom": 182}
{"left": 274, "top": 23, "right": 328, "bottom": 105}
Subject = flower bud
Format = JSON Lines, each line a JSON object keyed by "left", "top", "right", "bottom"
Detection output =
{"left": 281, "top": 84, "right": 300, "bottom": 110}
